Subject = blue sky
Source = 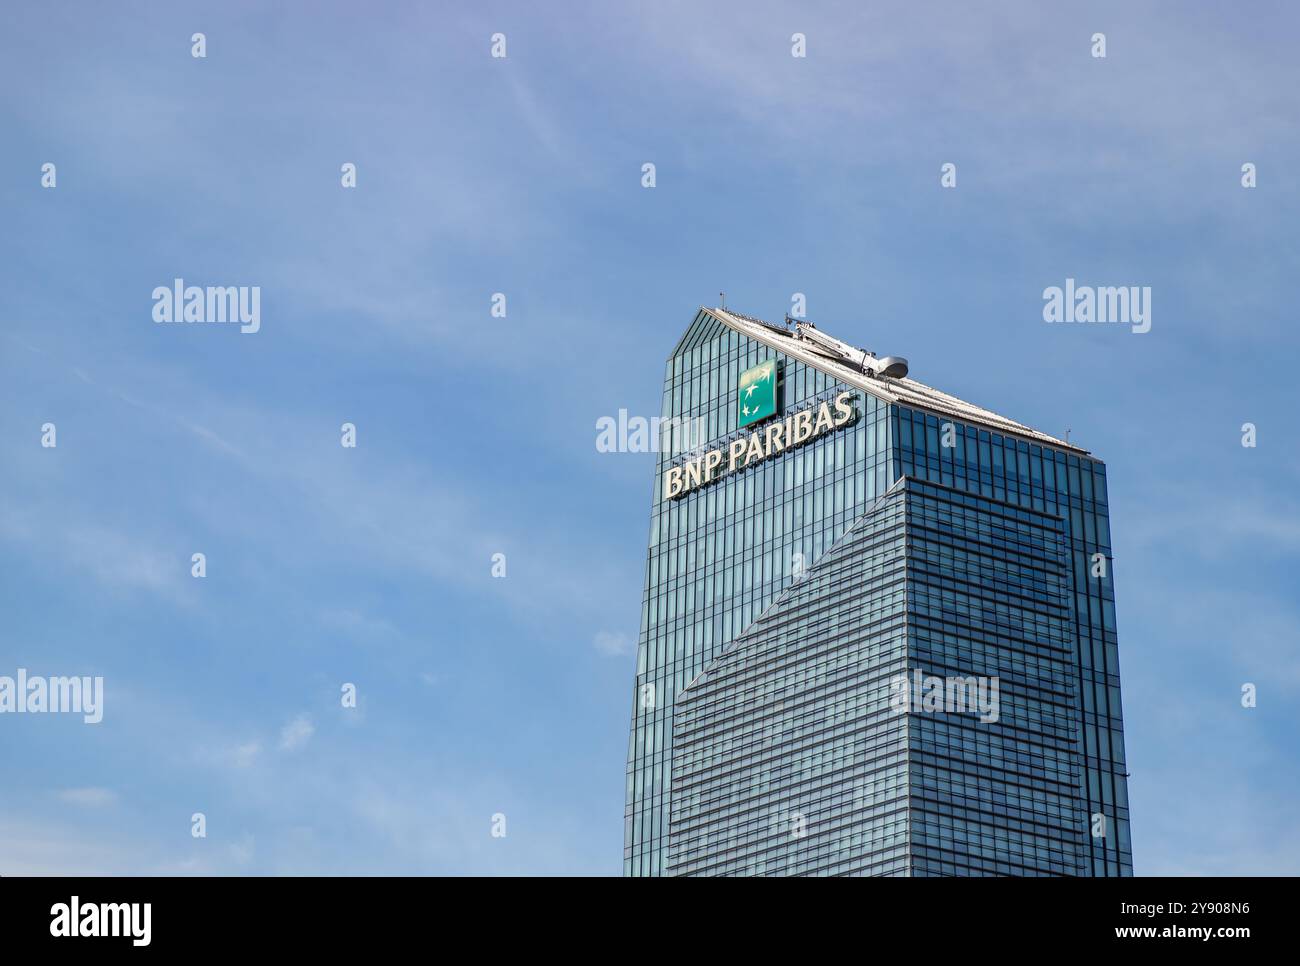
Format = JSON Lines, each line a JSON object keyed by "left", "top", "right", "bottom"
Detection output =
{"left": 1, "top": 1, "right": 1297, "bottom": 874}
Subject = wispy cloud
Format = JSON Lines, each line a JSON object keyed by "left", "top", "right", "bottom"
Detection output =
{"left": 57, "top": 787, "right": 118, "bottom": 808}
{"left": 278, "top": 715, "right": 315, "bottom": 753}
{"left": 593, "top": 630, "right": 634, "bottom": 657}
{"left": 230, "top": 741, "right": 262, "bottom": 769}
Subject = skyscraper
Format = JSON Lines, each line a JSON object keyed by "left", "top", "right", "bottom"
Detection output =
{"left": 623, "top": 307, "right": 1132, "bottom": 876}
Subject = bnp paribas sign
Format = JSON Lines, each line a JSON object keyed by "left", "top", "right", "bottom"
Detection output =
{"left": 738, "top": 359, "right": 778, "bottom": 427}
{"left": 664, "top": 360, "right": 857, "bottom": 500}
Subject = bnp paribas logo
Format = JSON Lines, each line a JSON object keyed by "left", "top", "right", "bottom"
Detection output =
{"left": 738, "top": 359, "right": 778, "bottom": 428}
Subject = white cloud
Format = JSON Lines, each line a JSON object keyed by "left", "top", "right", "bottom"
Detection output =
{"left": 593, "top": 630, "right": 634, "bottom": 656}
{"left": 57, "top": 787, "right": 117, "bottom": 807}
{"left": 0, "top": 507, "right": 191, "bottom": 605}
{"left": 231, "top": 740, "right": 262, "bottom": 768}
{"left": 278, "top": 715, "right": 315, "bottom": 752}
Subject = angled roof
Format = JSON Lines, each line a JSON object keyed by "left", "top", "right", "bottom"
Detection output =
{"left": 703, "top": 306, "right": 1088, "bottom": 455}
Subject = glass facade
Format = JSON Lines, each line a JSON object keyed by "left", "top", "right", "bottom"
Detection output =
{"left": 624, "top": 311, "right": 892, "bottom": 876}
{"left": 668, "top": 477, "right": 1090, "bottom": 876}
{"left": 668, "top": 481, "right": 911, "bottom": 875}
{"left": 624, "top": 309, "right": 1132, "bottom": 876}
{"left": 893, "top": 408, "right": 1132, "bottom": 875}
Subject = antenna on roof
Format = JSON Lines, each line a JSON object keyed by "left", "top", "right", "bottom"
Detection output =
{"left": 719, "top": 291, "right": 726, "bottom": 308}
{"left": 1065, "top": 428, "right": 1072, "bottom": 444}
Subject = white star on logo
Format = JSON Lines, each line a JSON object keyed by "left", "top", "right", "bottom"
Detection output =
{"left": 745, "top": 384, "right": 758, "bottom": 397}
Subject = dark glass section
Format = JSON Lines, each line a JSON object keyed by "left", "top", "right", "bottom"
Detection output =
{"left": 904, "top": 478, "right": 1088, "bottom": 875}
{"left": 667, "top": 478, "right": 1090, "bottom": 876}
{"left": 893, "top": 408, "right": 1132, "bottom": 875}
